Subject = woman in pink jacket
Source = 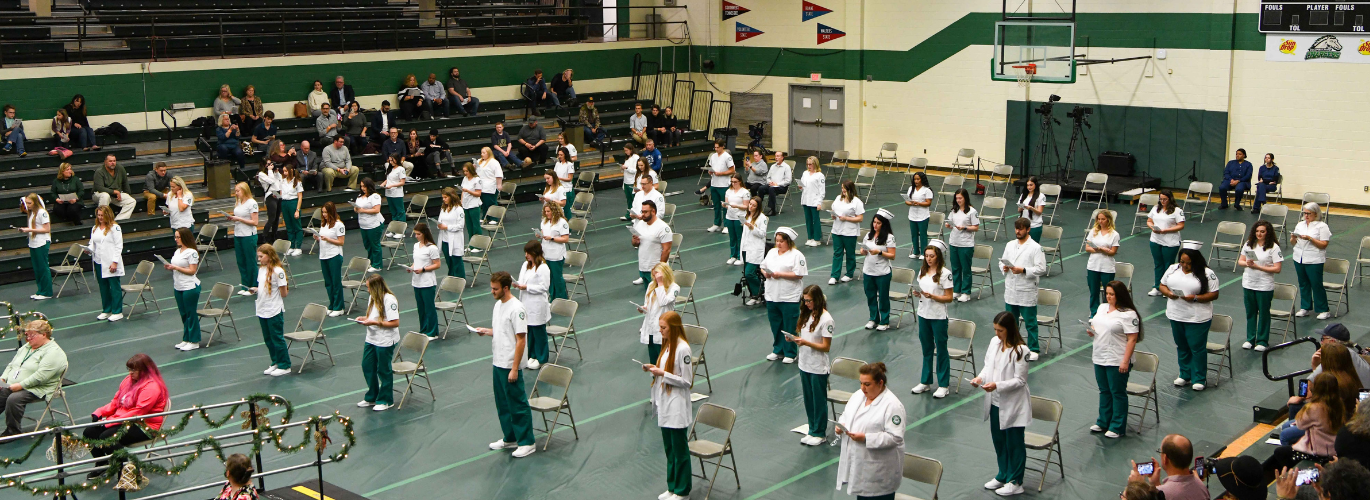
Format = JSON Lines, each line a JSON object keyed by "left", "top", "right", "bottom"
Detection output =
{"left": 86, "top": 354, "right": 169, "bottom": 478}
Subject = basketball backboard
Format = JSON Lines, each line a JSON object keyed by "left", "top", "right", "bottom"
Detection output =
{"left": 991, "top": 21, "right": 1076, "bottom": 84}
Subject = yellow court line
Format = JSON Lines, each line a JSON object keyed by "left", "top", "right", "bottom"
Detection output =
{"left": 291, "top": 485, "right": 337, "bottom": 500}
{"left": 1220, "top": 422, "right": 1279, "bottom": 458}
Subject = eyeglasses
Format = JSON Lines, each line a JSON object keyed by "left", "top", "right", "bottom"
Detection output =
{"left": 802, "top": 298, "right": 814, "bottom": 303}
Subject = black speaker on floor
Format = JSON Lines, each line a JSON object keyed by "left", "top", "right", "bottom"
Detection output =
{"left": 1098, "top": 151, "right": 1135, "bottom": 176}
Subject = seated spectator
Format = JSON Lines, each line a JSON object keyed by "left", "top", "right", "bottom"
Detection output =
{"left": 142, "top": 163, "right": 172, "bottom": 216}
{"left": 549, "top": 68, "right": 575, "bottom": 107}
{"left": 94, "top": 154, "right": 136, "bottom": 220}
{"left": 342, "top": 102, "right": 369, "bottom": 153}
{"left": 397, "top": 74, "right": 428, "bottom": 120}
{"left": 63, "top": 94, "right": 99, "bottom": 151}
{"left": 50, "top": 109, "right": 72, "bottom": 149}
{"left": 490, "top": 121, "right": 521, "bottom": 168}
{"left": 1337, "top": 399, "right": 1370, "bottom": 470}
{"left": 579, "top": 97, "right": 607, "bottom": 145}
{"left": 0, "top": 320, "right": 67, "bottom": 437}
{"left": 217, "top": 454, "right": 260, "bottom": 500}
{"left": 556, "top": 131, "right": 577, "bottom": 161}
{"left": 213, "top": 85, "right": 241, "bottom": 126}
{"left": 445, "top": 67, "right": 479, "bottom": 116}
{"left": 380, "top": 127, "right": 405, "bottom": 160}
{"left": 1128, "top": 434, "right": 1210, "bottom": 500}
{"left": 403, "top": 129, "right": 425, "bottom": 175}
{"left": 661, "top": 106, "right": 682, "bottom": 146}
{"left": 330, "top": 75, "right": 356, "bottom": 112}
{"left": 85, "top": 353, "right": 168, "bottom": 478}
{"left": 517, "top": 117, "right": 547, "bottom": 166}
{"left": 294, "top": 140, "right": 321, "bottom": 193}
{"left": 1122, "top": 480, "right": 1163, "bottom": 500}
{"left": 420, "top": 73, "right": 448, "bottom": 117}
{"left": 251, "top": 110, "right": 278, "bottom": 148}
{"left": 646, "top": 104, "right": 666, "bottom": 145}
{"left": 629, "top": 102, "right": 647, "bottom": 145}
{"left": 523, "top": 69, "right": 552, "bottom": 115}
{"left": 2, "top": 104, "right": 26, "bottom": 157}
{"left": 641, "top": 138, "right": 662, "bottom": 173}
{"left": 1252, "top": 153, "right": 1280, "bottom": 214}
{"left": 316, "top": 103, "right": 341, "bottom": 144}
{"left": 266, "top": 140, "right": 293, "bottom": 168}
{"left": 762, "top": 150, "right": 792, "bottom": 216}
{"left": 744, "top": 149, "right": 769, "bottom": 196}
{"left": 1219, "top": 148, "right": 1252, "bottom": 211}
{"left": 1277, "top": 459, "right": 1370, "bottom": 500}
{"left": 369, "top": 101, "right": 398, "bottom": 144}
{"left": 322, "top": 135, "right": 359, "bottom": 192}
{"left": 1310, "top": 324, "right": 1370, "bottom": 393}
{"left": 1213, "top": 455, "right": 1266, "bottom": 500}
{"left": 1263, "top": 373, "right": 1347, "bottom": 481}
{"left": 216, "top": 113, "right": 247, "bottom": 171}
{"left": 50, "top": 163, "right": 85, "bottom": 225}
{"left": 239, "top": 85, "right": 263, "bottom": 135}
{"left": 421, "top": 128, "right": 451, "bottom": 179}
{"left": 306, "top": 80, "right": 329, "bottom": 118}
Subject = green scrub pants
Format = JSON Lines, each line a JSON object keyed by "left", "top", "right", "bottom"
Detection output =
{"left": 742, "top": 254, "right": 762, "bottom": 297}
{"left": 30, "top": 244, "right": 52, "bottom": 297}
{"left": 908, "top": 219, "right": 929, "bottom": 256}
{"left": 990, "top": 405, "right": 1026, "bottom": 485}
{"left": 415, "top": 286, "right": 438, "bottom": 338}
{"left": 387, "top": 196, "right": 406, "bottom": 222}
{"left": 97, "top": 274, "right": 123, "bottom": 314}
{"left": 465, "top": 207, "right": 484, "bottom": 236}
{"left": 528, "top": 324, "right": 549, "bottom": 363}
{"left": 800, "top": 371, "right": 829, "bottom": 437}
{"left": 492, "top": 366, "right": 535, "bottom": 446}
{"left": 648, "top": 341, "right": 662, "bottom": 364}
{"left": 950, "top": 245, "right": 974, "bottom": 295}
{"left": 830, "top": 235, "right": 857, "bottom": 279}
{"left": 766, "top": 301, "right": 800, "bottom": 358}
{"left": 709, "top": 186, "right": 727, "bottom": 226}
{"left": 1170, "top": 319, "right": 1211, "bottom": 385}
{"left": 281, "top": 199, "right": 303, "bottom": 250}
{"left": 803, "top": 205, "right": 822, "bottom": 241}
{"left": 1094, "top": 364, "right": 1131, "bottom": 435}
{"left": 1005, "top": 304, "right": 1040, "bottom": 352}
{"left": 1150, "top": 242, "right": 1179, "bottom": 289}
{"left": 235, "top": 235, "right": 258, "bottom": 287}
{"left": 547, "top": 259, "right": 567, "bottom": 300}
{"left": 175, "top": 286, "right": 201, "bottom": 343}
{"left": 1029, "top": 225, "right": 1042, "bottom": 243}
{"left": 442, "top": 243, "right": 466, "bottom": 278}
{"left": 258, "top": 313, "right": 289, "bottom": 370}
{"left": 564, "top": 190, "right": 576, "bottom": 220}
{"left": 1244, "top": 288, "right": 1274, "bottom": 347}
{"left": 864, "top": 272, "right": 892, "bottom": 325}
{"left": 1293, "top": 261, "right": 1329, "bottom": 313}
{"left": 624, "top": 183, "right": 637, "bottom": 218}
{"left": 1086, "top": 270, "right": 1115, "bottom": 317}
{"left": 660, "top": 426, "right": 692, "bottom": 496}
{"left": 917, "top": 316, "right": 950, "bottom": 387}
{"left": 724, "top": 219, "right": 742, "bottom": 260}
{"left": 362, "top": 343, "right": 395, "bottom": 405}
{"left": 321, "top": 256, "right": 345, "bottom": 311}
{"left": 480, "top": 193, "right": 498, "bottom": 220}
{"left": 361, "top": 225, "right": 383, "bottom": 269}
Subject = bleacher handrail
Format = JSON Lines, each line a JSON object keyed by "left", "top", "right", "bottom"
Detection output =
{"left": 1261, "top": 335, "right": 1321, "bottom": 397}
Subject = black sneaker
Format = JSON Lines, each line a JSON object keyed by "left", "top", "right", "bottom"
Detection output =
{"left": 1219, "top": 204, "right": 1229, "bottom": 210}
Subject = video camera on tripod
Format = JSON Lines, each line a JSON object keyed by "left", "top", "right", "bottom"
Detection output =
{"left": 1066, "top": 105, "right": 1093, "bottom": 126}
{"left": 1033, "top": 94, "right": 1061, "bottom": 116}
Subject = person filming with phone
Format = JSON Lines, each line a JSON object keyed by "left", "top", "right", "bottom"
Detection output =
{"left": 1127, "top": 434, "right": 1209, "bottom": 500}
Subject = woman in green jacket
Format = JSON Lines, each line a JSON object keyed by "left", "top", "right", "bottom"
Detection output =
{"left": 50, "top": 162, "right": 86, "bottom": 225}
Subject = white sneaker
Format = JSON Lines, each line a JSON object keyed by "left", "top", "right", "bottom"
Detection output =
{"left": 984, "top": 479, "right": 1005, "bottom": 490}
{"left": 372, "top": 404, "right": 392, "bottom": 411}
{"left": 469, "top": 248, "right": 482, "bottom": 254}
{"left": 766, "top": 353, "right": 780, "bottom": 361}
{"left": 33, "top": 295, "right": 50, "bottom": 301}
{"left": 238, "top": 290, "right": 254, "bottom": 296}
{"left": 865, "top": 321, "right": 876, "bottom": 329}
{"left": 840, "top": 276, "right": 853, "bottom": 283}
{"left": 29, "top": 294, "right": 39, "bottom": 300}
{"left": 367, "top": 267, "right": 381, "bottom": 273}
{"left": 1255, "top": 345, "right": 1267, "bottom": 352}
{"left": 957, "top": 294, "right": 970, "bottom": 302}
{"left": 1173, "top": 377, "right": 1188, "bottom": 387}
{"left": 385, "top": 232, "right": 397, "bottom": 239}
{"left": 659, "top": 492, "right": 673, "bottom": 500}
{"left": 828, "top": 278, "right": 838, "bottom": 285}
{"left": 781, "top": 357, "right": 795, "bottom": 364}
{"left": 725, "top": 258, "right": 736, "bottom": 265}
{"left": 745, "top": 298, "right": 759, "bottom": 306}
{"left": 995, "top": 483, "right": 1024, "bottom": 496}
{"left": 1089, "top": 425, "right": 1104, "bottom": 432}
{"left": 916, "top": 255, "right": 924, "bottom": 260}
{"left": 181, "top": 343, "right": 200, "bottom": 351}
{"left": 328, "top": 310, "right": 345, "bottom": 317}
{"left": 291, "top": 249, "right": 303, "bottom": 256}
{"left": 512, "top": 445, "right": 536, "bottom": 458}
{"left": 909, "top": 253, "right": 919, "bottom": 259}
{"left": 1295, "top": 309, "right": 1309, "bottom": 317}
{"left": 1241, "top": 341, "right": 1253, "bottom": 350}
{"left": 357, "top": 401, "right": 375, "bottom": 408}
{"left": 175, "top": 342, "right": 189, "bottom": 350}
{"left": 1148, "top": 288, "right": 1162, "bottom": 297}
{"left": 910, "top": 384, "right": 930, "bottom": 394}
{"left": 1317, "top": 312, "right": 1332, "bottom": 320}
{"left": 269, "top": 367, "right": 291, "bottom": 377}
{"left": 1192, "top": 383, "right": 1205, "bottom": 391}
{"left": 1027, "top": 351, "right": 1039, "bottom": 361}
{"left": 526, "top": 359, "right": 541, "bottom": 370}
{"left": 721, "top": 227, "right": 729, "bottom": 234}
{"left": 97, "top": 313, "right": 110, "bottom": 320}
{"left": 265, "top": 366, "right": 276, "bottom": 375}
{"left": 806, "top": 240, "right": 820, "bottom": 247}
{"left": 1105, "top": 431, "right": 1121, "bottom": 439}
{"left": 876, "top": 324, "right": 889, "bottom": 331}
{"left": 489, "top": 440, "right": 517, "bottom": 450}
{"left": 632, "top": 277, "right": 645, "bottom": 285}
{"left": 800, "top": 435, "right": 825, "bottom": 446}
{"left": 620, "top": 216, "right": 630, "bottom": 221}
{"left": 108, "top": 313, "right": 124, "bottom": 322}
{"left": 932, "top": 387, "right": 949, "bottom": 399}
{"left": 733, "top": 260, "right": 744, "bottom": 266}
{"left": 707, "top": 225, "right": 720, "bottom": 233}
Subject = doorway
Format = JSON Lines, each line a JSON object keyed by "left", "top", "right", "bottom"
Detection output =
{"left": 789, "top": 85, "right": 844, "bottom": 159}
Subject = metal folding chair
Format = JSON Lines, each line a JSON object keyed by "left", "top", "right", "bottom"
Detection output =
{"left": 547, "top": 298, "right": 581, "bottom": 363}
{"left": 284, "top": 303, "right": 333, "bottom": 373}
{"left": 196, "top": 282, "right": 240, "bottom": 346}
{"left": 51, "top": 245, "right": 91, "bottom": 297}
{"left": 688, "top": 403, "right": 740, "bottom": 498}
{"left": 435, "top": 276, "right": 468, "bottom": 339}
{"left": 528, "top": 363, "right": 578, "bottom": 450}
{"left": 120, "top": 260, "right": 162, "bottom": 317}
{"left": 392, "top": 332, "right": 435, "bottom": 409}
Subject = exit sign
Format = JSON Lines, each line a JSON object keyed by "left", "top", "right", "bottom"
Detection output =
{"left": 810, "top": 73, "right": 821, "bottom": 81}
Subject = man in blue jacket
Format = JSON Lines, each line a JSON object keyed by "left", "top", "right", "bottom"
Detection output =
{"left": 1218, "top": 148, "right": 1252, "bottom": 210}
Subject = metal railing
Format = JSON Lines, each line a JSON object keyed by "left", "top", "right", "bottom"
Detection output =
{"left": 0, "top": 4, "right": 689, "bottom": 67}
{"left": 1261, "top": 336, "right": 1321, "bottom": 397}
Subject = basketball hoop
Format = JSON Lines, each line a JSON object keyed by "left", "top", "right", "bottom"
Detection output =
{"left": 1011, "top": 63, "right": 1037, "bottom": 88}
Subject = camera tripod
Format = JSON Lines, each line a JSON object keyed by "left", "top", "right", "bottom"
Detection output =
{"left": 1034, "top": 105, "right": 1063, "bottom": 182}
{"left": 1062, "top": 113, "right": 1096, "bottom": 181}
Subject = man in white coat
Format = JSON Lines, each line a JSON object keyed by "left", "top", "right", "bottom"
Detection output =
{"left": 835, "top": 362, "right": 906, "bottom": 499}
{"left": 1001, "top": 218, "right": 1047, "bottom": 361}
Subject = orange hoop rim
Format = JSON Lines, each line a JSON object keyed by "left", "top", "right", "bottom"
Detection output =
{"left": 1011, "top": 63, "right": 1038, "bottom": 75}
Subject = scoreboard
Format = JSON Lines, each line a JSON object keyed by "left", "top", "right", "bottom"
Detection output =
{"left": 1260, "top": 2, "right": 1370, "bottom": 33}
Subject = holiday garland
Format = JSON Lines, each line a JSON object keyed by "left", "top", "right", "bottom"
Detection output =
{"left": 0, "top": 393, "right": 357, "bottom": 496}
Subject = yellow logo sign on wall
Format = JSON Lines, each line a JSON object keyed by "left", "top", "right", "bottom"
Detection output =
{"left": 1360, "top": 40, "right": 1370, "bottom": 56}
{"left": 1279, "top": 39, "right": 1297, "bottom": 54}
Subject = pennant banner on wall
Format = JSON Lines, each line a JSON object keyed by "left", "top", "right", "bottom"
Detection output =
{"left": 802, "top": 1, "right": 832, "bottom": 22}
{"left": 817, "top": 23, "right": 845, "bottom": 44}
{"left": 736, "top": 22, "right": 764, "bottom": 42}
{"left": 722, "top": 0, "right": 749, "bottom": 20}
{"left": 1266, "top": 34, "right": 1370, "bottom": 63}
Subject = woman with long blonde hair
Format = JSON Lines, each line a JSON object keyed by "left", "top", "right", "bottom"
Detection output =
{"left": 409, "top": 223, "right": 443, "bottom": 338}
{"left": 165, "top": 227, "right": 202, "bottom": 350}
{"left": 224, "top": 182, "right": 259, "bottom": 292}
{"left": 539, "top": 201, "right": 569, "bottom": 300}
{"left": 798, "top": 156, "right": 826, "bottom": 246}
{"left": 355, "top": 274, "right": 400, "bottom": 411}
{"left": 460, "top": 162, "right": 484, "bottom": 238}
{"left": 91, "top": 205, "right": 126, "bottom": 320}
{"left": 1084, "top": 209, "right": 1121, "bottom": 316}
{"left": 166, "top": 176, "right": 194, "bottom": 234}
{"left": 253, "top": 243, "right": 291, "bottom": 376}
{"left": 279, "top": 166, "right": 304, "bottom": 255}
{"left": 643, "top": 310, "right": 693, "bottom": 500}
{"left": 436, "top": 186, "right": 466, "bottom": 278}
{"left": 19, "top": 193, "right": 53, "bottom": 299}
{"left": 515, "top": 240, "right": 552, "bottom": 369}
{"left": 637, "top": 262, "right": 678, "bottom": 362}
{"left": 315, "top": 202, "right": 347, "bottom": 316}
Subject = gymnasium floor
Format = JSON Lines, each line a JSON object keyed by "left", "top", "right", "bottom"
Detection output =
{"left": 3, "top": 169, "right": 1367, "bottom": 500}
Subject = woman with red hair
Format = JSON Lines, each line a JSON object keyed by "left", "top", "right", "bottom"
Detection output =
{"left": 86, "top": 354, "right": 169, "bottom": 478}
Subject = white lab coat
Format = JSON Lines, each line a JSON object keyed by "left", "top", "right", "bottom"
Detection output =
{"left": 740, "top": 214, "right": 769, "bottom": 265}
{"left": 436, "top": 206, "right": 465, "bottom": 257}
{"left": 639, "top": 283, "right": 679, "bottom": 345}
{"left": 1000, "top": 237, "right": 1047, "bottom": 307}
{"left": 650, "top": 340, "right": 694, "bottom": 429}
{"left": 835, "top": 388, "right": 907, "bottom": 497}
{"left": 89, "top": 224, "right": 125, "bottom": 278}
{"left": 977, "top": 337, "right": 1032, "bottom": 429}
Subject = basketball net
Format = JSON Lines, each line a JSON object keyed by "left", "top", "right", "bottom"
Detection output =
{"left": 1012, "top": 63, "right": 1037, "bottom": 89}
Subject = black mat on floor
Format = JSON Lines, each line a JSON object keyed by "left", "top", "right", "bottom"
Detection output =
{"left": 263, "top": 480, "right": 368, "bottom": 500}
